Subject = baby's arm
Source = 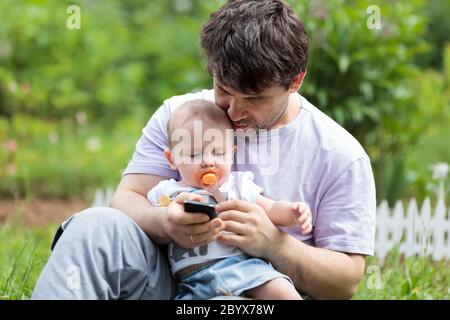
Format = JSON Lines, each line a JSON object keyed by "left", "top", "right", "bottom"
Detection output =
{"left": 256, "top": 195, "right": 312, "bottom": 235}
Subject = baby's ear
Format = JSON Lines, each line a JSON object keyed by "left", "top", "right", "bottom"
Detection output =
{"left": 164, "top": 149, "right": 177, "bottom": 170}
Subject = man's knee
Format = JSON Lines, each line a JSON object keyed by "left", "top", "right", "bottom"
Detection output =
{"left": 66, "top": 207, "right": 139, "bottom": 234}
{"left": 52, "top": 207, "right": 145, "bottom": 251}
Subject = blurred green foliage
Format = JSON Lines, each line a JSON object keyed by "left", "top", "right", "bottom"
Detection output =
{"left": 0, "top": 114, "right": 140, "bottom": 198}
{"left": 0, "top": 0, "right": 449, "bottom": 202}
{"left": 0, "top": 0, "right": 214, "bottom": 123}
{"left": 417, "top": 1, "right": 450, "bottom": 69}
{"left": 402, "top": 45, "right": 450, "bottom": 204}
{"left": 291, "top": 0, "right": 449, "bottom": 203}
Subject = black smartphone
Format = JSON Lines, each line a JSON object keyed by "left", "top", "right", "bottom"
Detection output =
{"left": 183, "top": 200, "right": 217, "bottom": 220}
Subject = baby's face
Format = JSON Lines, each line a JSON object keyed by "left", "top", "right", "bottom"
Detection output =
{"left": 169, "top": 119, "right": 234, "bottom": 188}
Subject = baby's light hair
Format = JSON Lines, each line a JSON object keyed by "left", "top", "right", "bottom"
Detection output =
{"left": 166, "top": 99, "right": 232, "bottom": 148}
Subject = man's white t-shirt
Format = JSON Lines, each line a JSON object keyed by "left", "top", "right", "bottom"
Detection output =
{"left": 124, "top": 89, "right": 376, "bottom": 256}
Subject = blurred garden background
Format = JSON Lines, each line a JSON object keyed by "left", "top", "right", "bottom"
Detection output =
{"left": 0, "top": 0, "right": 449, "bottom": 299}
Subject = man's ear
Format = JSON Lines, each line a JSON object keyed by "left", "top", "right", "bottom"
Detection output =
{"left": 289, "top": 70, "right": 307, "bottom": 93}
{"left": 164, "top": 149, "right": 177, "bottom": 170}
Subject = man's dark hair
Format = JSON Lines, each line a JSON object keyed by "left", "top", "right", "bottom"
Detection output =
{"left": 200, "top": 0, "right": 309, "bottom": 94}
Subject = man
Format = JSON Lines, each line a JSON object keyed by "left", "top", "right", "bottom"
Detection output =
{"left": 32, "top": 0, "right": 375, "bottom": 299}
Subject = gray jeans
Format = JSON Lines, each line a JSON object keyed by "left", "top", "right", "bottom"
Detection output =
{"left": 31, "top": 207, "right": 177, "bottom": 299}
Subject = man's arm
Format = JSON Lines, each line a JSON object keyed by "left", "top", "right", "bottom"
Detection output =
{"left": 109, "top": 173, "right": 172, "bottom": 244}
{"left": 267, "top": 231, "right": 366, "bottom": 299}
{"left": 216, "top": 199, "right": 366, "bottom": 299}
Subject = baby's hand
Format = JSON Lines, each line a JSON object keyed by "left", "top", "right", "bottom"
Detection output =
{"left": 291, "top": 202, "right": 312, "bottom": 235}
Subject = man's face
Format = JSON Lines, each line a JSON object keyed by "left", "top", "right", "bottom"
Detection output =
{"left": 213, "top": 78, "right": 291, "bottom": 130}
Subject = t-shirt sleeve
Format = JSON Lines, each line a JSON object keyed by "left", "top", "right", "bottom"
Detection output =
{"left": 314, "top": 157, "right": 376, "bottom": 256}
{"left": 122, "top": 103, "right": 179, "bottom": 179}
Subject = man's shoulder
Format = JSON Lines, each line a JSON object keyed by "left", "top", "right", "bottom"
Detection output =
{"left": 299, "top": 95, "right": 368, "bottom": 163}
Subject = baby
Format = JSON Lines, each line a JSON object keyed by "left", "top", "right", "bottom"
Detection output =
{"left": 147, "top": 99, "right": 312, "bottom": 300}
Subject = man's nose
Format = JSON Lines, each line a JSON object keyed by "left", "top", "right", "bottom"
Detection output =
{"left": 227, "top": 97, "right": 246, "bottom": 122}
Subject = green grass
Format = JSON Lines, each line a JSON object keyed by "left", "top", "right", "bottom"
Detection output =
{"left": 0, "top": 222, "right": 448, "bottom": 300}
{"left": 354, "top": 249, "right": 450, "bottom": 300}
{"left": 0, "top": 223, "right": 55, "bottom": 299}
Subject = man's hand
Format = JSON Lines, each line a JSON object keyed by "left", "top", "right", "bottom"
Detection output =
{"left": 163, "top": 192, "right": 225, "bottom": 249}
{"left": 215, "top": 199, "right": 282, "bottom": 258}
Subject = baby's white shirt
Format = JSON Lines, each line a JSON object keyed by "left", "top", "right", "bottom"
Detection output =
{"left": 147, "top": 171, "right": 263, "bottom": 275}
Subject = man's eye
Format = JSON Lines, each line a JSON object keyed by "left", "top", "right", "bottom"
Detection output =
{"left": 218, "top": 86, "right": 229, "bottom": 95}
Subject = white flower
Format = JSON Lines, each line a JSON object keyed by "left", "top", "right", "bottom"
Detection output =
{"left": 8, "top": 81, "right": 18, "bottom": 93}
{"left": 173, "top": 0, "right": 192, "bottom": 13}
{"left": 48, "top": 131, "right": 59, "bottom": 144}
{"left": 430, "top": 162, "right": 449, "bottom": 181}
{"left": 75, "top": 111, "right": 87, "bottom": 125}
{"left": 86, "top": 136, "right": 101, "bottom": 151}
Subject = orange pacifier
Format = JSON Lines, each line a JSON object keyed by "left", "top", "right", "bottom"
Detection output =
{"left": 201, "top": 173, "right": 218, "bottom": 186}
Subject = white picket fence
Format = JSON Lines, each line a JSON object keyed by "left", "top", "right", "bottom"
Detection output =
{"left": 375, "top": 197, "right": 450, "bottom": 263}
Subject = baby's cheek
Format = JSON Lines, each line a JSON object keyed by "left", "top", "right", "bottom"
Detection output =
{"left": 219, "top": 170, "right": 231, "bottom": 185}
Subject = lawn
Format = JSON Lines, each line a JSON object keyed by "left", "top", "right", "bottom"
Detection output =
{"left": 0, "top": 222, "right": 56, "bottom": 299}
{"left": 1, "top": 219, "right": 448, "bottom": 300}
